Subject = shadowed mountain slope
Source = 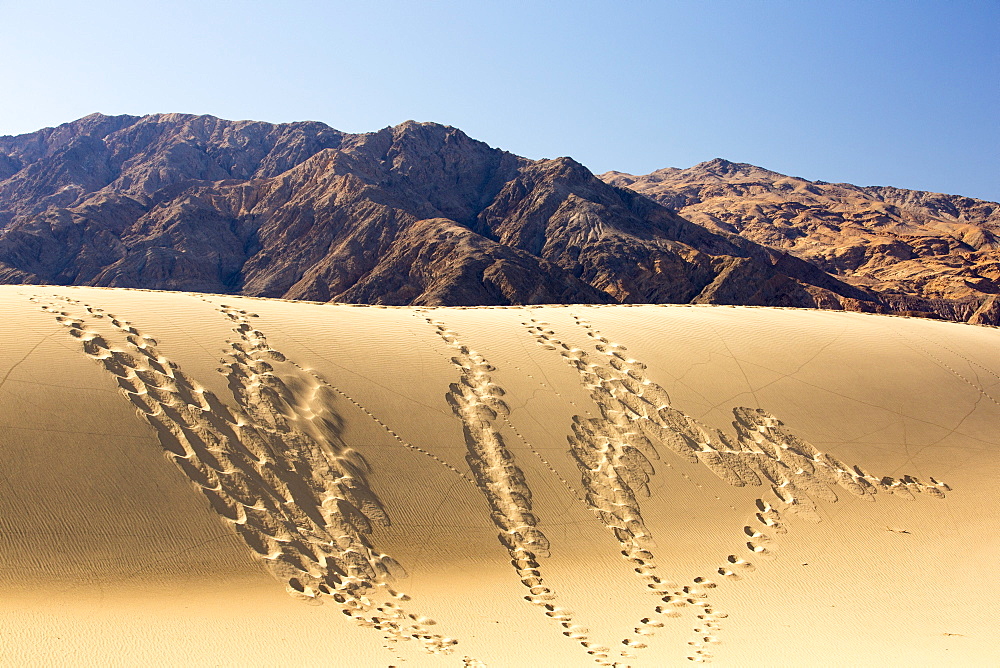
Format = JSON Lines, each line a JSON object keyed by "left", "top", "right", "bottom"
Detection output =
{"left": 0, "top": 114, "right": 989, "bottom": 320}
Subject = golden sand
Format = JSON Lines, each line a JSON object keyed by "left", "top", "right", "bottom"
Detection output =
{"left": 1, "top": 286, "right": 996, "bottom": 666}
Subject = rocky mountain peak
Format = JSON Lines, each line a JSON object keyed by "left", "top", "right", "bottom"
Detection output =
{"left": 685, "top": 158, "right": 790, "bottom": 183}
{"left": 696, "top": 157, "right": 741, "bottom": 173}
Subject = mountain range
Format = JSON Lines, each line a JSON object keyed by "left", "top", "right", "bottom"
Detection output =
{"left": 0, "top": 113, "right": 996, "bottom": 323}
{"left": 602, "top": 161, "right": 1000, "bottom": 323}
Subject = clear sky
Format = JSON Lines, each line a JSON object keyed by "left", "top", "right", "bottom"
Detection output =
{"left": 1, "top": 0, "right": 997, "bottom": 200}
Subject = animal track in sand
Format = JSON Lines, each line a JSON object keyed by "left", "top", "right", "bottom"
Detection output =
{"left": 206, "top": 299, "right": 476, "bottom": 488}
{"left": 33, "top": 294, "right": 468, "bottom": 661}
{"left": 892, "top": 328, "right": 1000, "bottom": 409}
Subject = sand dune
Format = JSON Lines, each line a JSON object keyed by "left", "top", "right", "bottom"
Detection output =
{"left": 1, "top": 286, "right": 997, "bottom": 666}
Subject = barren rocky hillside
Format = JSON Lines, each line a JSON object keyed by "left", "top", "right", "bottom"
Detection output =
{"left": 0, "top": 114, "right": 994, "bottom": 323}
{"left": 601, "top": 159, "right": 1000, "bottom": 323}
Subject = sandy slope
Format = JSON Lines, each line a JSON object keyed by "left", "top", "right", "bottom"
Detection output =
{"left": 1, "top": 286, "right": 997, "bottom": 667}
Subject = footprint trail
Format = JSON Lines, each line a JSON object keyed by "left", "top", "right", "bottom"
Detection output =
{"left": 519, "top": 313, "right": 949, "bottom": 663}
{"left": 32, "top": 294, "right": 465, "bottom": 659}
{"left": 25, "top": 291, "right": 954, "bottom": 667}
{"left": 427, "top": 317, "right": 620, "bottom": 666}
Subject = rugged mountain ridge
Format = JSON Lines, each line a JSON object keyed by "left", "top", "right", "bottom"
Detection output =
{"left": 602, "top": 159, "right": 1000, "bottom": 323}
{"left": 0, "top": 113, "right": 991, "bottom": 322}
{"left": 0, "top": 113, "right": 879, "bottom": 311}
{"left": 0, "top": 113, "right": 346, "bottom": 227}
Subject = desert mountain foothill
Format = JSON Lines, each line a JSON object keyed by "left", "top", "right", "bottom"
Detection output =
{"left": 1, "top": 113, "right": 996, "bottom": 323}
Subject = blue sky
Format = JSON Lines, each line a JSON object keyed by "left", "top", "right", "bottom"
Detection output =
{"left": 1, "top": 0, "right": 997, "bottom": 200}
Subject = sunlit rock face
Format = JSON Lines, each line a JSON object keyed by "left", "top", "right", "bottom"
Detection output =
{"left": 602, "top": 159, "right": 1000, "bottom": 323}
